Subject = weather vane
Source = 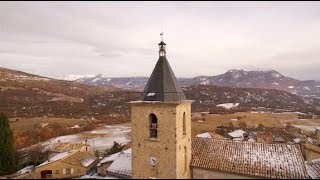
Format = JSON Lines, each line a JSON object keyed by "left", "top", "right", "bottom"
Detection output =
{"left": 160, "top": 24, "right": 164, "bottom": 41}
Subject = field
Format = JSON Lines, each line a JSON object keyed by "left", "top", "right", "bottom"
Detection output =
{"left": 10, "top": 111, "right": 320, "bottom": 150}
{"left": 9, "top": 116, "right": 129, "bottom": 150}
{"left": 191, "top": 112, "right": 320, "bottom": 137}
{"left": 9, "top": 117, "right": 89, "bottom": 132}
{"left": 34, "top": 123, "right": 131, "bottom": 153}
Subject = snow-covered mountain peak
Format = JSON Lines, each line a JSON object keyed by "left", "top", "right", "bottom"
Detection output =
{"left": 62, "top": 74, "right": 95, "bottom": 81}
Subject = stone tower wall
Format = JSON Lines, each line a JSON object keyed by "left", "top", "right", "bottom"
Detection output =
{"left": 131, "top": 101, "right": 192, "bottom": 179}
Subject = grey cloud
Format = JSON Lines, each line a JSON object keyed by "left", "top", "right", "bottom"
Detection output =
{"left": 270, "top": 50, "right": 320, "bottom": 62}
{"left": 0, "top": 2, "right": 320, "bottom": 80}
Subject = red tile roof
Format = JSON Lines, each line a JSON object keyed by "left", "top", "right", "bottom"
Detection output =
{"left": 191, "top": 138, "right": 308, "bottom": 179}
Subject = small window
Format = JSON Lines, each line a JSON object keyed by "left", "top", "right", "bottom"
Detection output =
{"left": 55, "top": 170, "right": 59, "bottom": 174}
{"left": 183, "top": 112, "right": 186, "bottom": 135}
{"left": 149, "top": 113, "right": 158, "bottom": 138}
{"left": 66, "top": 168, "right": 71, "bottom": 174}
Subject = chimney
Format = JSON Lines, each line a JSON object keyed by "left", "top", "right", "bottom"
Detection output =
{"left": 58, "top": 140, "right": 61, "bottom": 143}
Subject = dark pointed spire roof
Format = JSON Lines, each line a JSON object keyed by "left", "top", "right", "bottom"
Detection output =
{"left": 143, "top": 42, "right": 186, "bottom": 102}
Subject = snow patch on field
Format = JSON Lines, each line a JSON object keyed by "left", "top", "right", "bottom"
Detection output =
{"left": 217, "top": 103, "right": 239, "bottom": 109}
{"left": 86, "top": 137, "right": 129, "bottom": 151}
{"left": 304, "top": 87, "right": 311, "bottom": 90}
{"left": 62, "top": 74, "right": 95, "bottom": 81}
{"left": 228, "top": 129, "right": 246, "bottom": 138}
{"left": 200, "top": 80, "right": 209, "bottom": 85}
{"left": 288, "top": 86, "right": 295, "bottom": 89}
{"left": 292, "top": 125, "right": 320, "bottom": 132}
{"left": 71, "top": 124, "right": 80, "bottom": 129}
{"left": 41, "top": 124, "right": 131, "bottom": 152}
{"left": 92, "top": 77, "right": 101, "bottom": 82}
{"left": 196, "top": 132, "right": 212, "bottom": 138}
{"left": 291, "top": 90, "right": 297, "bottom": 94}
{"left": 52, "top": 135, "right": 79, "bottom": 143}
{"left": 90, "top": 125, "right": 131, "bottom": 135}
{"left": 147, "top": 92, "right": 155, "bottom": 97}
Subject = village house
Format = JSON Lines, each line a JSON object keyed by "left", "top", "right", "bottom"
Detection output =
{"left": 97, "top": 151, "right": 121, "bottom": 176}
{"left": 97, "top": 142, "right": 132, "bottom": 177}
{"left": 106, "top": 148, "right": 132, "bottom": 178}
{"left": 33, "top": 144, "right": 98, "bottom": 179}
{"left": 47, "top": 141, "right": 85, "bottom": 159}
{"left": 191, "top": 138, "right": 308, "bottom": 179}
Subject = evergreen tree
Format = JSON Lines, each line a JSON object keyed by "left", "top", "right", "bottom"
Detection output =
{"left": 0, "top": 113, "right": 16, "bottom": 175}
{"left": 105, "top": 141, "right": 125, "bottom": 156}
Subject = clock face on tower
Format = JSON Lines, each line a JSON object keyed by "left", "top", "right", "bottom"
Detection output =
{"left": 149, "top": 155, "right": 158, "bottom": 166}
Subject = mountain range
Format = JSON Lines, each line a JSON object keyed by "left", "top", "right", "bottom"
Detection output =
{"left": 68, "top": 69, "right": 320, "bottom": 99}
{"left": 1, "top": 67, "right": 319, "bottom": 119}
{"left": 0, "top": 67, "right": 130, "bottom": 120}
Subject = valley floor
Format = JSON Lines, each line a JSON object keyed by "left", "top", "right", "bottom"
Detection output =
{"left": 193, "top": 111, "right": 320, "bottom": 131}
{"left": 17, "top": 111, "right": 320, "bottom": 153}
{"left": 21, "top": 123, "right": 131, "bottom": 153}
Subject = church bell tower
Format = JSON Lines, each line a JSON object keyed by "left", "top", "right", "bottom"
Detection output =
{"left": 130, "top": 33, "right": 193, "bottom": 179}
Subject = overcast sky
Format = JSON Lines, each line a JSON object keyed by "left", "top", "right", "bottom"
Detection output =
{"left": 1, "top": 1, "right": 320, "bottom": 80}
